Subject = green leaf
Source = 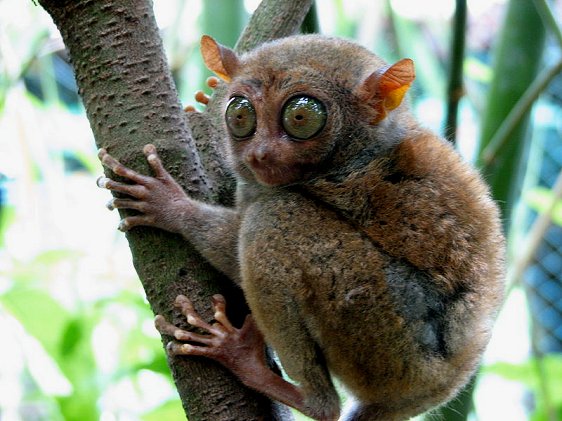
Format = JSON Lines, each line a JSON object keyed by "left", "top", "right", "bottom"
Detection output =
{"left": 1, "top": 288, "right": 70, "bottom": 357}
{"left": 0, "top": 204, "right": 16, "bottom": 248}
{"left": 59, "top": 318, "right": 84, "bottom": 358}
{"left": 464, "top": 57, "right": 493, "bottom": 84}
{"left": 485, "top": 355, "right": 562, "bottom": 419}
{"left": 477, "top": 0, "right": 546, "bottom": 224}
{"left": 7, "top": 249, "right": 81, "bottom": 284}
{"left": 142, "top": 399, "right": 185, "bottom": 421}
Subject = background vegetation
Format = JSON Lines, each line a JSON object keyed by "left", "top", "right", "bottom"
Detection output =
{"left": 1, "top": 0, "right": 561, "bottom": 420}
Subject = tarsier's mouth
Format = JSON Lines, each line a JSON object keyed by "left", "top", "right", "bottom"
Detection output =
{"left": 247, "top": 162, "right": 300, "bottom": 187}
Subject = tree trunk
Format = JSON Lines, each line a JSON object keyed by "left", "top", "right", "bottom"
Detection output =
{"left": 37, "top": 0, "right": 311, "bottom": 419}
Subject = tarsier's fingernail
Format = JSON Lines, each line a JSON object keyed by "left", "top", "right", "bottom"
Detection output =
{"left": 184, "top": 105, "right": 196, "bottom": 113}
{"left": 143, "top": 144, "right": 156, "bottom": 155}
{"left": 175, "top": 294, "right": 188, "bottom": 303}
{"left": 96, "top": 176, "right": 108, "bottom": 188}
{"left": 154, "top": 315, "right": 166, "bottom": 331}
{"left": 106, "top": 199, "right": 115, "bottom": 211}
{"left": 101, "top": 154, "right": 112, "bottom": 165}
{"left": 118, "top": 219, "right": 128, "bottom": 232}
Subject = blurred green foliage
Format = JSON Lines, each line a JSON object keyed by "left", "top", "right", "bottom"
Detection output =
{"left": 486, "top": 355, "right": 562, "bottom": 421}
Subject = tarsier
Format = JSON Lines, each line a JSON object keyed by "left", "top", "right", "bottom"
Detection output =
{"left": 98, "top": 35, "right": 505, "bottom": 420}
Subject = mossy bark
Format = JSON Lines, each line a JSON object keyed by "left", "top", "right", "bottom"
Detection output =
{"left": 37, "top": 0, "right": 310, "bottom": 419}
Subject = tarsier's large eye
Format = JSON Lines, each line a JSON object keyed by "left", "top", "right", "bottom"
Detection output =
{"left": 226, "top": 96, "right": 257, "bottom": 139}
{"left": 281, "top": 95, "right": 327, "bottom": 140}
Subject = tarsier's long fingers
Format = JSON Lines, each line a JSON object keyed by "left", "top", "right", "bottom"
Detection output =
{"left": 183, "top": 77, "right": 219, "bottom": 113}
{"left": 211, "top": 294, "right": 236, "bottom": 333}
{"left": 97, "top": 148, "right": 150, "bottom": 198}
{"left": 142, "top": 144, "right": 170, "bottom": 179}
{"left": 154, "top": 315, "right": 214, "bottom": 345}
{"left": 174, "top": 295, "right": 217, "bottom": 333}
{"left": 98, "top": 148, "right": 148, "bottom": 184}
{"left": 195, "top": 90, "right": 210, "bottom": 106}
{"left": 155, "top": 294, "right": 235, "bottom": 358}
{"left": 206, "top": 76, "right": 219, "bottom": 89}
{"left": 117, "top": 216, "right": 155, "bottom": 232}
{"left": 96, "top": 176, "right": 146, "bottom": 198}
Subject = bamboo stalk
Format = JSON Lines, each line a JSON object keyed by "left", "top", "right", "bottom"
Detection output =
{"left": 481, "top": 59, "right": 562, "bottom": 168}
{"left": 443, "top": 0, "right": 467, "bottom": 144}
{"left": 476, "top": 0, "right": 546, "bottom": 225}
{"left": 532, "top": 0, "right": 562, "bottom": 49}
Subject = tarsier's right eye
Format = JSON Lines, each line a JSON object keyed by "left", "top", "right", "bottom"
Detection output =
{"left": 281, "top": 95, "right": 327, "bottom": 141}
{"left": 225, "top": 96, "right": 257, "bottom": 139}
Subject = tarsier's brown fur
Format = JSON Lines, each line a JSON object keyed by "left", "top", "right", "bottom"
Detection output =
{"left": 98, "top": 35, "right": 505, "bottom": 420}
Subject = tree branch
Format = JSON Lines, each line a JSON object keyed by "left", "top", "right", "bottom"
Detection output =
{"left": 236, "top": 0, "right": 313, "bottom": 53}
{"left": 443, "top": 0, "right": 467, "bottom": 144}
{"left": 37, "top": 0, "right": 310, "bottom": 419}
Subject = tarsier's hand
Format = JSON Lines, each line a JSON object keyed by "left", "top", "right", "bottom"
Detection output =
{"left": 97, "top": 144, "right": 193, "bottom": 233}
{"left": 183, "top": 76, "right": 219, "bottom": 113}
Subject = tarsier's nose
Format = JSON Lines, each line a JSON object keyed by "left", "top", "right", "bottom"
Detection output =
{"left": 245, "top": 144, "right": 270, "bottom": 165}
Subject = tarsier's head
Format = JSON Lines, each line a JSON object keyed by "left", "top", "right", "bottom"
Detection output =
{"left": 201, "top": 35, "right": 415, "bottom": 187}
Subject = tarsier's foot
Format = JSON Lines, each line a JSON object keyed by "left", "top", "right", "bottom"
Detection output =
{"left": 154, "top": 294, "right": 268, "bottom": 380}
{"left": 155, "top": 296, "right": 313, "bottom": 415}
{"left": 155, "top": 295, "right": 335, "bottom": 421}
{"left": 184, "top": 76, "right": 219, "bottom": 113}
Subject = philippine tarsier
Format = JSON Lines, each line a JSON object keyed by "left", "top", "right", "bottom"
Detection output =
{"left": 97, "top": 35, "right": 505, "bottom": 420}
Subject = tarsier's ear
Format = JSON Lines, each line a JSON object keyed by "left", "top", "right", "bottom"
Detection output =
{"left": 200, "top": 35, "right": 240, "bottom": 82}
{"left": 360, "top": 59, "right": 415, "bottom": 124}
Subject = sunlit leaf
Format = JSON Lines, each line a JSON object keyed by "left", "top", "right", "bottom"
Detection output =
{"left": 485, "top": 355, "right": 562, "bottom": 419}
{"left": 141, "top": 399, "right": 185, "bottom": 421}
{"left": 1, "top": 288, "right": 70, "bottom": 357}
{"left": 524, "top": 187, "right": 562, "bottom": 227}
{"left": 8, "top": 249, "right": 80, "bottom": 284}
{"left": 0, "top": 204, "right": 16, "bottom": 248}
{"left": 59, "top": 317, "right": 84, "bottom": 357}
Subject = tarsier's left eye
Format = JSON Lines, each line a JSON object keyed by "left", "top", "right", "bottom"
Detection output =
{"left": 281, "top": 95, "right": 327, "bottom": 140}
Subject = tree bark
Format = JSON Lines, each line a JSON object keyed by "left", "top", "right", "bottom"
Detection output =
{"left": 37, "top": 0, "right": 311, "bottom": 419}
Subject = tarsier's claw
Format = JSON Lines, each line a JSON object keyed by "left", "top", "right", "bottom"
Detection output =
{"left": 96, "top": 176, "right": 109, "bottom": 189}
{"left": 118, "top": 219, "right": 129, "bottom": 232}
{"left": 142, "top": 144, "right": 157, "bottom": 155}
